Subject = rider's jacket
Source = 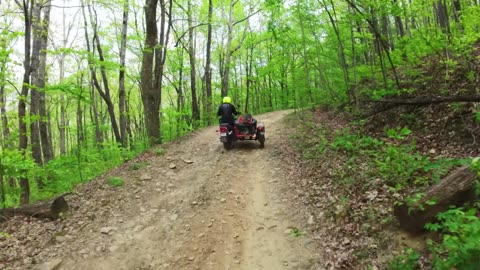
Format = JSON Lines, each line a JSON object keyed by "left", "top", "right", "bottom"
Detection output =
{"left": 217, "top": 103, "right": 239, "bottom": 125}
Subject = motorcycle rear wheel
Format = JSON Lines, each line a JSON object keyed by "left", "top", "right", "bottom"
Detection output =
{"left": 223, "top": 141, "right": 232, "bottom": 150}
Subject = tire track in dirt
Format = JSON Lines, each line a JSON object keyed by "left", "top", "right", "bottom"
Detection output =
{"left": 33, "top": 110, "right": 320, "bottom": 270}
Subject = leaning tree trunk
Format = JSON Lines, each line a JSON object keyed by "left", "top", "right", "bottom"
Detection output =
{"left": 394, "top": 165, "right": 479, "bottom": 232}
{"left": 87, "top": 3, "right": 122, "bottom": 144}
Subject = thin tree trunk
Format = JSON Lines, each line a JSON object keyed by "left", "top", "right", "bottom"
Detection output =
{"left": 188, "top": 0, "right": 200, "bottom": 126}
{"left": 39, "top": 2, "right": 53, "bottom": 163}
{"left": 17, "top": 0, "right": 33, "bottom": 205}
{"left": 77, "top": 74, "right": 85, "bottom": 145}
{"left": 205, "top": 0, "right": 213, "bottom": 124}
{"left": 119, "top": 0, "right": 129, "bottom": 147}
{"left": 220, "top": 0, "right": 246, "bottom": 97}
{"left": 298, "top": 5, "right": 313, "bottom": 104}
{"left": 59, "top": 97, "right": 67, "bottom": 155}
{"left": 90, "top": 82, "right": 103, "bottom": 147}
{"left": 0, "top": 74, "right": 10, "bottom": 146}
{"left": 174, "top": 50, "right": 185, "bottom": 136}
{"left": 87, "top": 3, "right": 122, "bottom": 144}
{"left": 436, "top": 0, "right": 450, "bottom": 34}
{"left": 320, "top": 0, "right": 351, "bottom": 102}
{"left": 141, "top": 0, "right": 160, "bottom": 145}
{"left": 30, "top": 1, "right": 42, "bottom": 166}
{"left": 393, "top": 0, "right": 405, "bottom": 38}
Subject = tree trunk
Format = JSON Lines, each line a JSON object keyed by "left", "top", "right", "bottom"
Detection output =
{"left": 140, "top": 0, "right": 160, "bottom": 145}
{"left": 90, "top": 84, "right": 103, "bottom": 146}
{"left": 394, "top": 165, "right": 479, "bottom": 232}
{"left": 436, "top": 0, "right": 450, "bottom": 34}
{"left": 0, "top": 195, "right": 69, "bottom": 221}
{"left": 87, "top": 3, "right": 122, "bottom": 145}
{"left": 321, "top": 0, "right": 351, "bottom": 103}
{"left": 30, "top": 0, "right": 42, "bottom": 166}
{"left": 17, "top": 0, "right": 34, "bottom": 205}
{"left": 220, "top": 0, "right": 237, "bottom": 97}
{"left": 119, "top": 0, "right": 129, "bottom": 147}
{"left": 174, "top": 50, "right": 185, "bottom": 137}
{"left": 188, "top": 0, "right": 200, "bottom": 126}
{"left": 345, "top": 0, "right": 400, "bottom": 88}
{"left": 143, "top": 0, "right": 172, "bottom": 145}
{"left": 59, "top": 97, "right": 67, "bottom": 155}
{"left": 39, "top": 2, "right": 53, "bottom": 163}
{"left": 451, "top": 0, "right": 461, "bottom": 25}
{"left": 0, "top": 83, "right": 8, "bottom": 146}
{"left": 0, "top": 57, "right": 10, "bottom": 146}
{"left": 392, "top": 0, "right": 405, "bottom": 38}
{"left": 205, "top": 0, "right": 213, "bottom": 125}
{"left": 369, "top": 95, "right": 480, "bottom": 105}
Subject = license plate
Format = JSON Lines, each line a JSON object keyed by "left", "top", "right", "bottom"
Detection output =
{"left": 220, "top": 132, "right": 227, "bottom": 137}
{"left": 260, "top": 132, "right": 265, "bottom": 135}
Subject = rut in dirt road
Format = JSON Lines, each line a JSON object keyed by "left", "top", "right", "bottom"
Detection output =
{"left": 8, "top": 111, "right": 322, "bottom": 270}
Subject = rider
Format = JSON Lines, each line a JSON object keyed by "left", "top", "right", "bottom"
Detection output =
{"left": 217, "top": 96, "right": 239, "bottom": 126}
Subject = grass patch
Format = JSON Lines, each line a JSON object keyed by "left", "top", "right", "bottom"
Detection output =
{"left": 107, "top": 177, "right": 125, "bottom": 187}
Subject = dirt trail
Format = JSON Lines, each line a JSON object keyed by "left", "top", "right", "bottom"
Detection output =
{"left": 6, "top": 111, "right": 322, "bottom": 270}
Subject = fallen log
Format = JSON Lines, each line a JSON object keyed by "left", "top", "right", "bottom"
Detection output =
{"left": 0, "top": 195, "right": 69, "bottom": 221}
{"left": 393, "top": 165, "right": 479, "bottom": 232}
{"left": 368, "top": 95, "right": 480, "bottom": 106}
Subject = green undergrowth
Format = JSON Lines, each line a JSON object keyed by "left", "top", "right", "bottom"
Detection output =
{"left": 287, "top": 112, "right": 468, "bottom": 193}
{"left": 0, "top": 141, "right": 148, "bottom": 208}
{"left": 285, "top": 111, "right": 479, "bottom": 269}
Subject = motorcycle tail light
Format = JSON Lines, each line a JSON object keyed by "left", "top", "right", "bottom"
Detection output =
{"left": 220, "top": 126, "right": 228, "bottom": 133}
{"left": 257, "top": 126, "right": 264, "bottom": 131}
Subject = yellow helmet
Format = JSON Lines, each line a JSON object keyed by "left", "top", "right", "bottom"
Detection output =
{"left": 223, "top": 96, "right": 232, "bottom": 104}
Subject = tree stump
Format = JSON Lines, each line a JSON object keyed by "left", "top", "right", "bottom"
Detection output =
{"left": 394, "top": 165, "right": 479, "bottom": 232}
{"left": 0, "top": 195, "right": 69, "bottom": 221}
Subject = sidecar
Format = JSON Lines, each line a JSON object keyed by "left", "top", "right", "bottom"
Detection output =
{"left": 218, "top": 114, "right": 265, "bottom": 150}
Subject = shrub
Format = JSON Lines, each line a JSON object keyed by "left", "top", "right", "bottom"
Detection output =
{"left": 389, "top": 248, "right": 420, "bottom": 270}
{"left": 425, "top": 208, "right": 480, "bottom": 270}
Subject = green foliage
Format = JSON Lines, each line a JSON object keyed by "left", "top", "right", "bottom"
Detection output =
{"left": 375, "top": 145, "right": 431, "bottom": 187}
{"left": 107, "top": 177, "right": 125, "bottom": 187}
{"left": 332, "top": 132, "right": 384, "bottom": 153}
{"left": 0, "top": 140, "right": 149, "bottom": 207}
{"left": 386, "top": 127, "right": 412, "bottom": 140}
{"left": 293, "top": 118, "right": 466, "bottom": 195}
{"left": 289, "top": 227, "right": 306, "bottom": 237}
{"left": 389, "top": 248, "right": 420, "bottom": 270}
{"left": 425, "top": 208, "right": 480, "bottom": 270}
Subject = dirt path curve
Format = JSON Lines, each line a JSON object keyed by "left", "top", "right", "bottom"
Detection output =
{"left": 32, "top": 110, "right": 321, "bottom": 270}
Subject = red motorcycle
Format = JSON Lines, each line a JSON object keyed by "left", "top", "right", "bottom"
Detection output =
{"left": 218, "top": 114, "right": 265, "bottom": 150}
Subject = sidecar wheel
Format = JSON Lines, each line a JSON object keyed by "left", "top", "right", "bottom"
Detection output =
{"left": 258, "top": 135, "right": 265, "bottom": 148}
{"left": 223, "top": 142, "right": 232, "bottom": 150}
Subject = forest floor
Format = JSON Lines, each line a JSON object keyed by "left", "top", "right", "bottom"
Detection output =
{"left": 1, "top": 110, "right": 332, "bottom": 270}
